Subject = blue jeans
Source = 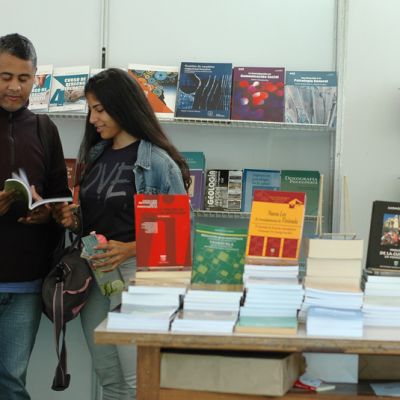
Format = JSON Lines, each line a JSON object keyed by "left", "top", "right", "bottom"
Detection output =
{"left": 80, "top": 259, "right": 136, "bottom": 400}
{"left": 0, "top": 293, "right": 42, "bottom": 400}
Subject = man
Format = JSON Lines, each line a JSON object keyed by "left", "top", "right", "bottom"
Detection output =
{"left": 0, "top": 33, "right": 70, "bottom": 400}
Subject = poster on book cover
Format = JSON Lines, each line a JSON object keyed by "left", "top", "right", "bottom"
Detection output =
{"left": 49, "top": 66, "right": 89, "bottom": 112}
{"left": 128, "top": 64, "right": 178, "bottom": 120}
{"left": 29, "top": 64, "right": 53, "bottom": 111}
{"left": 135, "top": 194, "right": 191, "bottom": 269}
{"left": 285, "top": 71, "right": 337, "bottom": 127}
{"left": 366, "top": 201, "right": 400, "bottom": 270}
{"left": 231, "top": 67, "right": 285, "bottom": 122}
{"left": 175, "top": 62, "right": 232, "bottom": 120}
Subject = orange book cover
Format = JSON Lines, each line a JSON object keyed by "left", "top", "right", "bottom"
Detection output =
{"left": 135, "top": 194, "right": 192, "bottom": 270}
{"left": 245, "top": 190, "right": 306, "bottom": 264}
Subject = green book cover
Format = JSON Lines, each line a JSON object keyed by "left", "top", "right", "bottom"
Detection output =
{"left": 238, "top": 316, "right": 297, "bottom": 329}
{"left": 191, "top": 223, "right": 248, "bottom": 285}
{"left": 280, "top": 170, "right": 320, "bottom": 216}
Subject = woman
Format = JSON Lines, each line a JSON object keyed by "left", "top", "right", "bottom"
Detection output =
{"left": 53, "top": 68, "right": 190, "bottom": 400}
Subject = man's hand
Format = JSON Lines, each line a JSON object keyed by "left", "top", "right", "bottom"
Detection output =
{"left": 0, "top": 189, "right": 16, "bottom": 216}
{"left": 18, "top": 185, "right": 51, "bottom": 224}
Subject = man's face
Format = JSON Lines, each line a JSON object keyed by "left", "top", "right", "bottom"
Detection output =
{"left": 0, "top": 52, "right": 35, "bottom": 112}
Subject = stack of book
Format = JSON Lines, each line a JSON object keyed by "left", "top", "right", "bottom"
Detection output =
{"left": 170, "top": 289, "right": 242, "bottom": 333}
{"left": 236, "top": 275, "right": 304, "bottom": 335}
{"left": 107, "top": 285, "right": 186, "bottom": 331}
{"left": 362, "top": 275, "right": 400, "bottom": 327}
{"left": 300, "top": 237, "right": 364, "bottom": 336}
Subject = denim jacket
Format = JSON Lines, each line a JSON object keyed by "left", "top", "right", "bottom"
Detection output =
{"left": 88, "top": 139, "right": 186, "bottom": 195}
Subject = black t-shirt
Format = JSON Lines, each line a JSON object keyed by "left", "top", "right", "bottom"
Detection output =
{"left": 80, "top": 141, "right": 140, "bottom": 242}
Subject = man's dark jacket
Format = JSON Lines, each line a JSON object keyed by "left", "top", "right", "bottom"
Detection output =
{"left": 0, "top": 106, "right": 70, "bottom": 282}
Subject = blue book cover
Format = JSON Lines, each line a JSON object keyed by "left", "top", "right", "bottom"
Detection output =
{"left": 285, "top": 71, "right": 337, "bottom": 127}
{"left": 181, "top": 151, "right": 206, "bottom": 170}
{"left": 241, "top": 169, "right": 281, "bottom": 212}
{"left": 175, "top": 62, "right": 233, "bottom": 120}
{"left": 189, "top": 169, "right": 205, "bottom": 210}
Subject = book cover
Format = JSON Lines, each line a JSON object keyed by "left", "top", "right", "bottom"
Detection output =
{"left": 180, "top": 151, "right": 205, "bottom": 170}
{"left": 235, "top": 315, "right": 298, "bottom": 335}
{"left": 49, "top": 65, "right": 89, "bottom": 112}
{"left": 241, "top": 169, "right": 281, "bottom": 212}
{"left": 135, "top": 194, "right": 191, "bottom": 269}
{"left": 128, "top": 64, "right": 179, "bottom": 119}
{"left": 204, "top": 169, "right": 243, "bottom": 211}
{"left": 245, "top": 190, "right": 306, "bottom": 264}
{"left": 188, "top": 169, "right": 205, "bottom": 210}
{"left": 191, "top": 223, "right": 248, "bottom": 285}
{"left": 175, "top": 62, "right": 232, "bottom": 120}
{"left": 285, "top": 71, "right": 337, "bottom": 127}
{"left": 280, "top": 170, "right": 320, "bottom": 216}
{"left": 231, "top": 66, "right": 285, "bottom": 122}
{"left": 28, "top": 64, "right": 53, "bottom": 112}
{"left": 366, "top": 201, "right": 400, "bottom": 271}
{"left": 305, "top": 237, "right": 364, "bottom": 259}
{"left": 65, "top": 158, "right": 77, "bottom": 193}
{"left": 4, "top": 168, "right": 72, "bottom": 210}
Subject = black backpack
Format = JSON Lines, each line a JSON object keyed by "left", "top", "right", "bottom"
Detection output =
{"left": 37, "top": 115, "right": 94, "bottom": 390}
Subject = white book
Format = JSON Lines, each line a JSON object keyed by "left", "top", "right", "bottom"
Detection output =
{"left": 4, "top": 168, "right": 72, "bottom": 210}
{"left": 29, "top": 64, "right": 53, "bottom": 111}
{"left": 128, "top": 285, "right": 187, "bottom": 296}
{"left": 49, "top": 65, "right": 89, "bottom": 113}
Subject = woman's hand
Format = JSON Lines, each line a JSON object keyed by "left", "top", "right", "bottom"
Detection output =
{"left": 91, "top": 240, "right": 136, "bottom": 272}
{"left": 0, "top": 189, "right": 16, "bottom": 216}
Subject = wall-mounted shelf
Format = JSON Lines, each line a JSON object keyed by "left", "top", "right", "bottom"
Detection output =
{"left": 44, "top": 112, "right": 334, "bottom": 132}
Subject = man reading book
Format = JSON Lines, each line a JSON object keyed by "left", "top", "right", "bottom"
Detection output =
{"left": 0, "top": 33, "right": 70, "bottom": 399}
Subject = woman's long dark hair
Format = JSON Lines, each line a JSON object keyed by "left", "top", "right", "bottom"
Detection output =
{"left": 79, "top": 67, "right": 191, "bottom": 191}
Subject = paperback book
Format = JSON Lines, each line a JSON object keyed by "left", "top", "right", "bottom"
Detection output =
{"left": 191, "top": 223, "right": 248, "bottom": 285}
{"left": 280, "top": 170, "right": 321, "bottom": 216}
{"left": 28, "top": 64, "right": 53, "bottom": 112}
{"left": 366, "top": 201, "right": 400, "bottom": 271}
{"left": 135, "top": 194, "right": 191, "bottom": 269}
{"left": 231, "top": 66, "right": 285, "bottom": 122}
{"left": 204, "top": 169, "right": 243, "bottom": 211}
{"left": 245, "top": 190, "right": 306, "bottom": 265}
{"left": 128, "top": 64, "right": 179, "bottom": 119}
{"left": 49, "top": 65, "right": 89, "bottom": 112}
{"left": 241, "top": 169, "right": 281, "bottom": 212}
{"left": 4, "top": 168, "right": 72, "bottom": 210}
{"left": 285, "top": 71, "right": 337, "bottom": 127}
{"left": 180, "top": 151, "right": 205, "bottom": 170}
{"left": 175, "top": 62, "right": 233, "bottom": 120}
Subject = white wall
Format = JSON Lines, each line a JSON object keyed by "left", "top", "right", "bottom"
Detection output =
{"left": 342, "top": 0, "right": 400, "bottom": 256}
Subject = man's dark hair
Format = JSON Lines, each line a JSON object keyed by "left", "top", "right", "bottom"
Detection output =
{"left": 0, "top": 33, "right": 37, "bottom": 68}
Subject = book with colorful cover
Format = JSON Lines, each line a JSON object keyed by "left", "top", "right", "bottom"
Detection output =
{"left": 29, "top": 64, "right": 53, "bottom": 112}
{"left": 366, "top": 201, "right": 400, "bottom": 271}
{"left": 128, "top": 64, "right": 179, "bottom": 119}
{"left": 241, "top": 169, "right": 281, "bottom": 212}
{"left": 245, "top": 190, "right": 306, "bottom": 265}
{"left": 135, "top": 194, "right": 191, "bottom": 270}
{"left": 280, "top": 170, "right": 320, "bottom": 216}
{"left": 204, "top": 169, "right": 243, "bottom": 212}
{"left": 231, "top": 66, "right": 285, "bottom": 122}
{"left": 49, "top": 65, "right": 89, "bottom": 112}
{"left": 191, "top": 223, "right": 247, "bottom": 285}
{"left": 65, "top": 158, "right": 77, "bottom": 193}
{"left": 285, "top": 71, "right": 337, "bottom": 127}
{"left": 175, "top": 62, "right": 232, "bottom": 120}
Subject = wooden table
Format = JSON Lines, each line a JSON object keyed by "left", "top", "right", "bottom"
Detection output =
{"left": 95, "top": 321, "right": 400, "bottom": 399}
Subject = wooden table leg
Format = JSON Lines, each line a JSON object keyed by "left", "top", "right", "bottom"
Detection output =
{"left": 137, "top": 345, "right": 161, "bottom": 400}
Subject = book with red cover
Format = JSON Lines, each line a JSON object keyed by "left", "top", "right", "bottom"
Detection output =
{"left": 245, "top": 190, "right": 306, "bottom": 265}
{"left": 135, "top": 194, "right": 192, "bottom": 270}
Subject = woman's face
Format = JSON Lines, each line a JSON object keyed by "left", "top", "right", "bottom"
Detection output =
{"left": 86, "top": 92, "right": 122, "bottom": 140}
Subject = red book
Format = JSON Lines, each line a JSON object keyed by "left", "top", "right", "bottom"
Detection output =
{"left": 135, "top": 194, "right": 192, "bottom": 270}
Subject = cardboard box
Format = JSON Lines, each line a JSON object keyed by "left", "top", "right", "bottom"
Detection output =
{"left": 160, "top": 350, "right": 304, "bottom": 396}
{"left": 359, "top": 355, "right": 400, "bottom": 380}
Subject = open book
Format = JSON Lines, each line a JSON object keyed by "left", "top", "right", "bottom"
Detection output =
{"left": 4, "top": 169, "right": 72, "bottom": 210}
